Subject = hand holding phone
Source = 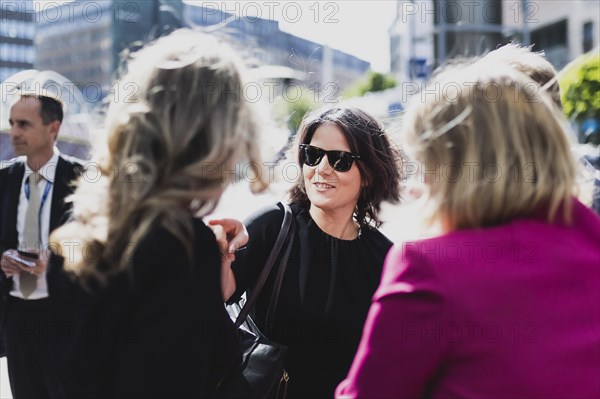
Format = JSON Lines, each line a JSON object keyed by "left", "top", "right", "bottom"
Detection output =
{"left": 6, "top": 251, "right": 37, "bottom": 268}
{"left": 17, "top": 250, "right": 39, "bottom": 260}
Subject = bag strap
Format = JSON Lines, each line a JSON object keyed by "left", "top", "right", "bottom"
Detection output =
{"left": 265, "top": 217, "right": 294, "bottom": 334}
{"left": 234, "top": 202, "right": 293, "bottom": 328}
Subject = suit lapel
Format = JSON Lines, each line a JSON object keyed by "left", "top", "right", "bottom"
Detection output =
{"left": 0, "top": 162, "right": 24, "bottom": 250}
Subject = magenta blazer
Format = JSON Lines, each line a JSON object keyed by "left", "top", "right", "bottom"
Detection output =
{"left": 337, "top": 199, "right": 600, "bottom": 398}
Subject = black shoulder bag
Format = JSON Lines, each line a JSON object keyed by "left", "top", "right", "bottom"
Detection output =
{"left": 217, "top": 202, "right": 295, "bottom": 399}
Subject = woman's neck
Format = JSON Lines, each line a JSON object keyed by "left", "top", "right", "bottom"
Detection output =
{"left": 309, "top": 205, "right": 359, "bottom": 240}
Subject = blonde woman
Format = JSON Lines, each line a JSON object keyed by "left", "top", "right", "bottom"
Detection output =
{"left": 47, "top": 29, "right": 266, "bottom": 398}
{"left": 477, "top": 42, "right": 562, "bottom": 108}
{"left": 337, "top": 65, "right": 600, "bottom": 398}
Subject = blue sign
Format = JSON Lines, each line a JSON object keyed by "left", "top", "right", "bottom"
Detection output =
{"left": 409, "top": 58, "right": 428, "bottom": 79}
{"left": 388, "top": 102, "right": 404, "bottom": 114}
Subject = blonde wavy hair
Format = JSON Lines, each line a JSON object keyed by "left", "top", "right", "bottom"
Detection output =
{"left": 402, "top": 64, "right": 576, "bottom": 230}
{"left": 51, "top": 29, "right": 267, "bottom": 284}
{"left": 477, "top": 42, "right": 561, "bottom": 108}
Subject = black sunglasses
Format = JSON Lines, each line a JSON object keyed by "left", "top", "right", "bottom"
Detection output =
{"left": 299, "top": 144, "right": 361, "bottom": 172}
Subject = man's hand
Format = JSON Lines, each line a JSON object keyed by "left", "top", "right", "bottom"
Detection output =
{"left": 1, "top": 249, "right": 49, "bottom": 278}
{"left": 1, "top": 249, "right": 24, "bottom": 277}
{"left": 16, "top": 249, "right": 49, "bottom": 277}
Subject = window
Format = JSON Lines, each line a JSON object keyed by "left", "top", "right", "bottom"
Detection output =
{"left": 583, "top": 22, "right": 594, "bottom": 53}
{"left": 531, "top": 19, "right": 567, "bottom": 51}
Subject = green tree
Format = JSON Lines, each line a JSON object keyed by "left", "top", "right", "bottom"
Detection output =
{"left": 343, "top": 71, "right": 397, "bottom": 98}
{"left": 273, "top": 85, "right": 317, "bottom": 133}
{"left": 560, "top": 51, "right": 600, "bottom": 123}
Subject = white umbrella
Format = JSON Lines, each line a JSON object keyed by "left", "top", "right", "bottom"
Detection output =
{"left": 1, "top": 69, "right": 93, "bottom": 144}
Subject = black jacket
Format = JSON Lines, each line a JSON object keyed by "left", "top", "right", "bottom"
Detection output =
{"left": 54, "top": 218, "right": 240, "bottom": 398}
{"left": 0, "top": 155, "right": 84, "bottom": 355}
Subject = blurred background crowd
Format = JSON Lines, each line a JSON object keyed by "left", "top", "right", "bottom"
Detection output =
{"left": 1, "top": 0, "right": 598, "bottom": 162}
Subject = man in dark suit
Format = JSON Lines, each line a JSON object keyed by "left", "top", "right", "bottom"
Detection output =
{"left": 0, "top": 94, "right": 83, "bottom": 398}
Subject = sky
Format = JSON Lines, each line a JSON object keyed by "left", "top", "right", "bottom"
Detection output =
{"left": 34, "top": 0, "right": 398, "bottom": 72}
{"left": 188, "top": 1, "right": 399, "bottom": 72}
{"left": 279, "top": 1, "right": 397, "bottom": 72}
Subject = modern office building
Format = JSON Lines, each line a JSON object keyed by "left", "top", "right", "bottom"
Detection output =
{"left": 34, "top": 1, "right": 369, "bottom": 102}
{"left": 503, "top": 0, "right": 599, "bottom": 69}
{"left": 183, "top": 4, "right": 370, "bottom": 94}
{"left": 0, "top": 0, "right": 36, "bottom": 83}
{"left": 390, "top": 0, "right": 504, "bottom": 83}
{"left": 389, "top": 1, "right": 435, "bottom": 83}
{"left": 390, "top": 0, "right": 599, "bottom": 83}
{"left": 35, "top": 0, "right": 184, "bottom": 102}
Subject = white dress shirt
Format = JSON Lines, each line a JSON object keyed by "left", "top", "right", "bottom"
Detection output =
{"left": 10, "top": 148, "right": 60, "bottom": 300}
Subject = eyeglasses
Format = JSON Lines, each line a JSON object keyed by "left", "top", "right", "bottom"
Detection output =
{"left": 299, "top": 144, "right": 361, "bottom": 172}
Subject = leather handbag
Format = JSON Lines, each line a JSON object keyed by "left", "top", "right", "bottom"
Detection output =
{"left": 217, "top": 202, "right": 295, "bottom": 399}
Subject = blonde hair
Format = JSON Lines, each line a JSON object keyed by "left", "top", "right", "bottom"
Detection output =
{"left": 51, "top": 29, "right": 266, "bottom": 284}
{"left": 478, "top": 42, "right": 561, "bottom": 108}
{"left": 402, "top": 64, "right": 576, "bottom": 230}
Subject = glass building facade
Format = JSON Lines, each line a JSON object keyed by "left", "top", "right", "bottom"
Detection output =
{"left": 0, "top": 0, "right": 35, "bottom": 83}
{"left": 35, "top": 0, "right": 184, "bottom": 103}
{"left": 432, "top": 0, "right": 503, "bottom": 66}
{"left": 184, "top": 4, "right": 370, "bottom": 92}
{"left": 34, "top": 1, "right": 369, "bottom": 102}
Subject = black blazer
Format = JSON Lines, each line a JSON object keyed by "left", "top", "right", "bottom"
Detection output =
{"left": 0, "top": 155, "right": 83, "bottom": 354}
{"left": 0, "top": 156, "right": 83, "bottom": 254}
{"left": 56, "top": 218, "right": 240, "bottom": 398}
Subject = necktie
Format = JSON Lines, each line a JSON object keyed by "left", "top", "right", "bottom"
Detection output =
{"left": 21, "top": 172, "right": 43, "bottom": 298}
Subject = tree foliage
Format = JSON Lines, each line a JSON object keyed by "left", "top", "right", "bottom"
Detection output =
{"left": 343, "top": 71, "right": 397, "bottom": 98}
{"left": 560, "top": 51, "right": 600, "bottom": 123}
{"left": 273, "top": 85, "right": 317, "bottom": 133}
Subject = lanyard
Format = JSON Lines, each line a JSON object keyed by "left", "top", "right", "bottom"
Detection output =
{"left": 24, "top": 176, "right": 53, "bottom": 227}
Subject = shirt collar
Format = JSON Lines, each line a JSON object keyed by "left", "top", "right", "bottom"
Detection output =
{"left": 24, "top": 147, "right": 60, "bottom": 184}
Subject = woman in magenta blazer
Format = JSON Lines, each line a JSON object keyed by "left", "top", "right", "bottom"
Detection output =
{"left": 336, "top": 64, "right": 600, "bottom": 398}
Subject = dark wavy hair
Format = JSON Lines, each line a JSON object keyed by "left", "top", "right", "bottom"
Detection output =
{"left": 288, "top": 107, "right": 403, "bottom": 227}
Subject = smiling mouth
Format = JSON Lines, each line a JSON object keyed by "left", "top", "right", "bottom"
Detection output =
{"left": 314, "top": 182, "right": 335, "bottom": 189}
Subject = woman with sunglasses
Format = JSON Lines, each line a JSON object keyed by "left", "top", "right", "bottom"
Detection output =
{"left": 217, "top": 107, "right": 403, "bottom": 398}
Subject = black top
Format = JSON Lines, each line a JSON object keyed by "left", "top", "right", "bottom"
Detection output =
{"left": 231, "top": 203, "right": 392, "bottom": 398}
{"left": 51, "top": 218, "right": 240, "bottom": 398}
